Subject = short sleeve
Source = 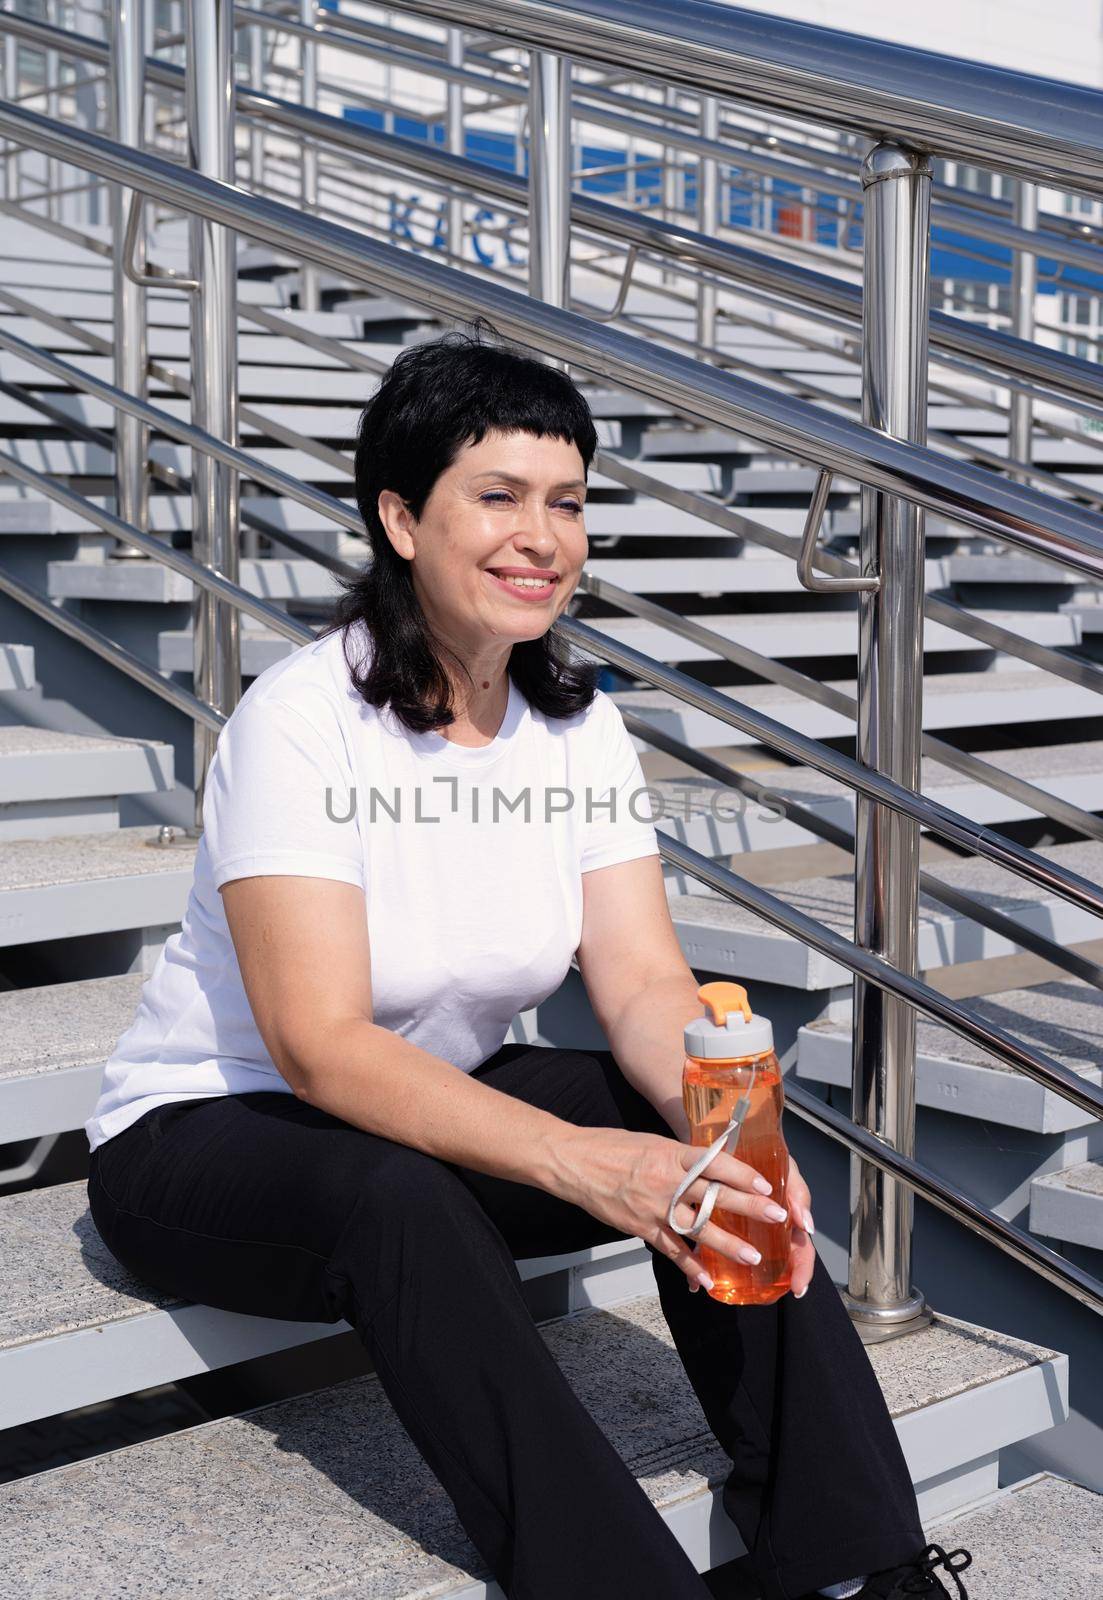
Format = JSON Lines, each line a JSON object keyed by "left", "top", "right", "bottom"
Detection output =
{"left": 203, "top": 690, "right": 365, "bottom": 892}
{"left": 579, "top": 694, "right": 662, "bottom": 874}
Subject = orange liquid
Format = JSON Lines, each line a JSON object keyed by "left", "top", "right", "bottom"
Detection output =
{"left": 683, "top": 1051, "right": 792, "bottom": 1305}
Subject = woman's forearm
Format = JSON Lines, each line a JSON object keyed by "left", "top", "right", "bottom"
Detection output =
{"left": 604, "top": 972, "right": 704, "bottom": 1144}
{"left": 291, "top": 1018, "right": 579, "bottom": 1196}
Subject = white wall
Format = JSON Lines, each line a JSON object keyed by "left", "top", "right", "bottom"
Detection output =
{"left": 717, "top": 0, "right": 1103, "bottom": 87}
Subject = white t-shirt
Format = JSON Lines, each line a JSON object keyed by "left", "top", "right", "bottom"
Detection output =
{"left": 85, "top": 620, "right": 661, "bottom": 1152}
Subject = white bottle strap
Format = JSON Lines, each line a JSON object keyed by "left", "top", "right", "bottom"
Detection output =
{"left": 666, "top": 1058, "right": 759, "bottom": 1241}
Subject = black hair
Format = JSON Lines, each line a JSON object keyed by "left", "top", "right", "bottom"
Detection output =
{"left": 317, "top": 317, "right": 602, "bottom": 733}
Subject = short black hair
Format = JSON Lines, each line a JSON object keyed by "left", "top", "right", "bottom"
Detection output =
{"left": 318, "top": 317, "right": 602, "bottom": 733}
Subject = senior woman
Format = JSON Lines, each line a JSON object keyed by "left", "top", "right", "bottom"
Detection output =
{"left": 85, "top": 327, "right": 970, "bottom": 1600}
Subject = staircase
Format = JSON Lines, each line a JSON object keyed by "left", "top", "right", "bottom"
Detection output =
{"left": 2, "top": 11, "right": 1103, "bottom": 1592}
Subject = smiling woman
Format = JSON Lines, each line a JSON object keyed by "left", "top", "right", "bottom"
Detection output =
{"left": 84, "top": 321, "right": 951, "bottom": 1600}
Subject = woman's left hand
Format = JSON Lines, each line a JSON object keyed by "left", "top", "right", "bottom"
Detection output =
{"left": 786, "top": 1153, "right": 816, "bottom": 1298}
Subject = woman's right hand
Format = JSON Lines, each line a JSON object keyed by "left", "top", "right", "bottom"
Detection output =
{"left": 548, "top": 1124, "right": 788, "bottom": 1290}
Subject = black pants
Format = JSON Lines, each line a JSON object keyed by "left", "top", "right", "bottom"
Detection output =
{"left": 87, "top": 1042, "right": 926, "bottom": 1600}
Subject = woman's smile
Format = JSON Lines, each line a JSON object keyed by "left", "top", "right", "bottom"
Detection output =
{"left": 484, "top": 567, "right": 560, "bottom": 602}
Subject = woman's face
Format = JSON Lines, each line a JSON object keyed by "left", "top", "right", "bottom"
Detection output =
{"left": 380, "top": 428, "right": 589, "bottom": 661}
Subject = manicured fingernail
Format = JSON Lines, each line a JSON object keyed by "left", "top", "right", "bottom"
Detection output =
{"left": 689, "top": 1279, "right": 699, "bottom": 1293}
{"left": 803, "top": 1209, "right": 816, "bottom": 1235}
{"left": 765, "top": 1202, "right": 788, "bottom": 1222}
{"left": 697, "top": 1271, "right": 714, "bottom": 1290}
{"left": 739, "top": 1244, "right": 762, "bottom": 1265}
{"left": 794, "top": 1286, "right": 808, "bottom": 1299}
{"left": 752, "top": 1175, "right": 772, "bottom": 1194}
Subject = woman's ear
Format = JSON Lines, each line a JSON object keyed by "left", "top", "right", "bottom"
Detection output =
{"left": 377, "top": 489, "right": 415, "bottom": 561}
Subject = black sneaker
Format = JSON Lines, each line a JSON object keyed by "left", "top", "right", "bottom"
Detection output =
{"left": 853, "top": 1543, "right": 973, "bottom": 1598}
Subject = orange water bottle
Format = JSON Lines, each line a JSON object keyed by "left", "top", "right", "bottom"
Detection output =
{"left": 678, "top": 981, "right": 792, "bottom": 1305}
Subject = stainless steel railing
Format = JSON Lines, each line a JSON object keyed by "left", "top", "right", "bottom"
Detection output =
{"left": 0, "top": 3, "right": 1101, "bottom": 1333}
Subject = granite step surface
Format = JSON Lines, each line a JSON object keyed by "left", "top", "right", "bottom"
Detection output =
{"left": 0, "top": 727, "right": 174, "bottom": 839}
{"left": 797, "top": 980, "right": 1103, "bottom": 1133}
{"left": 668, "top": 840, "right": 1103, "bottom": 991}
{"left": 0, "top": 1179, "right": 638, "bottom": 1429}
{"left": 926, "top": 1471, "right": 1103, "bottom": 1600}
{"left": 161, "top": 602, "right": 1074, "bottom": 679}
{"left": 0, "top": 973, "right": 146, "bottom": 1140}
{"left": 611, "top": 667, "right": 1103, "bottom": 748}
{"left": 1029, "top": 1160, "right": 1103, "bottom": 1250}
{"left": 0, "top": 1284, "right": 1066, "bottom": 1599}
{"left": 0, "top": 824, "right": 197, "bottom": 948}
{"left": 649, "top": 739, "right": 1103, "bottom": 867}
{"left": 588, "top": 607, "right": 1078, "bottom": 662}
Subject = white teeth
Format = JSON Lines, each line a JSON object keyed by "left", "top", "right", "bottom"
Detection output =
{"left": 494, "top": 573, "right": 553, "bottom": 588}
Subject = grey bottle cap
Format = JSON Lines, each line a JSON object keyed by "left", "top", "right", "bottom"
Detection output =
{"left": 684, "top": 1008, "right": 774, "bottom": 1060}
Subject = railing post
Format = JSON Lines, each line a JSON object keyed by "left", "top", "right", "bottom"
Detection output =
{"left": 446, "top": 26, "right": 464, "bottom": 264}
{"left": 662, "top": 85, "right": 678, "bottom": 285}
{"left": 299, "top": 0, "right": 319, "bottom": 312}
{"left": 186, "top": 0, "right": 240, "bottom": 827}
{"left": 528, "top": 49, "right": 571, "bottom": 367}
{"left": 109, "top": 0, "right": 150, "bottom": 558}
{"left": 844, "top": 141, "right": 934, "bottom": 1343}
{"left": 696, "top": 94, "right": 718, "bottom": 354}
{"left": 248, "top": 16, "right": 265, "bottom": 193}
{"left": 1010, "top": 180, "right": 1038, "bottom": 483}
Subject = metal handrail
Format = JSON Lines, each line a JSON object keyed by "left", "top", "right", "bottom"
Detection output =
{"left": 579, "top": 570, "right": 1103, "bottom": 851}
{"left": 3, "top": 244, "right": 1099, "bottom": 857}
{"left": 3, "top": 102, "right": 1103, "bottom": 578}
{"left": 781, "top": 1078, "right": 1103, "bottom": 1316}
{"left": 3, "top": 135, "right": 1103, "bottom": 919}
{"left": 395, "top": 0, "right": 1103, "bottom": 196}
{"left": 617, "top": 702, "right": 1103, "bottom": 993}
{"left": 0, "top": 324, "right": 364, "bottom": 537}
{"left": 7, "top": 15, "right": 1103, "bottom": 434}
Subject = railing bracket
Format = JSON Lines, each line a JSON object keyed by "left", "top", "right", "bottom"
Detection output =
{"left": 123, "top": 191, "right": 199, "bottom": 292}
{"left": 797, "top": 466, "right": 880, "bottom": 592}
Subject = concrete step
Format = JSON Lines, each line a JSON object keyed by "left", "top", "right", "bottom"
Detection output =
{"left": 926, "top": 1471, "right": 1103, "bottom": 1600}
{"left": 0, "top": 353, "right": 387, "bottom": 402}
{"left": 0, "top": 726, "right": 174, "bottom": 841}
{"left": 797, "top": 980, "right": 1103, "bottom": 1133}
{"left": 947, "top": 551, "right": 1097, "bottom": 587}
{"left": 0, "top": 824, "right": 196, "bottom": 949}
{"left": 0, "top": 437, "right": 721, "bottom": 492}
{"left": 0, "top": 1249, "right": 1068, "bottom": 1592}
{"left": 957, "top": 432, "right": 1103, "bottom": 468}
{"left": 0, "top": 319, "right": 409, "bottom": 368}
{"left": 0, "top": 490, "right": 362, "bottom": 541}
{"left": 667, "top": 840, "right": 1103, "bottom": 993}
{"left": 0, "top": 293, "right": 363, "bottom": 331}
{"left": 586, "top": 503, "right": 861, "bottom": 537}
{"left": 0, "top": 973, "right": 145, "bottom": 1141}
{"left": 731, "top": 465, "right": 861, "bottom": 497}
{"left": 0, "top": 643, "right": 35, "bottom": 693}
{"left": 584, "top": 551, "right": 933, "bottom": 593}
{"left": 638, "top": 426, "right": 773, "bottom": 458}
{"left": 0, "top": 1180, "right": 649, "bottom": 1431}
{"left": 49, "top": 548, "right": 900, "bottom": 604}
{"left": 646, "top": 738, "right": 1103, "bottom": 859}
{"left": 158, "top": 604, "right": 1078, "bottom": 678}
{"left": 48, "top": 555, "right": 346, "bottom": 606}
{"left": 1030, "top": 1160, "right": 1103, "bottom": 1250}
{"left": 1064, "top": 603, "right": 1103, "bottom": 634}
{"left": 748, "top": 739, "right": 1103, "bottom": 840}
{"left": 591, "top": 607, "right": 1079, "bottom": 662}
{"left": 611, "top": 668, "right": 1103, "bottom": 748}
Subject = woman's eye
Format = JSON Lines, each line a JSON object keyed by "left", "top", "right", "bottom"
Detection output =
{"left": 480, "top": 492, "right": 582, "bottom": 515}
